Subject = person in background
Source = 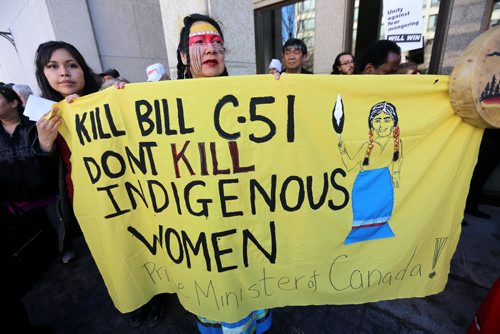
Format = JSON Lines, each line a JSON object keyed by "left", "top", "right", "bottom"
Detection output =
{"left": 146, "top": 63, "right": 170, "bottom": 81}
{"left": 1, "top": 85, "right": 60, "bottom": 331}
{"left": 99, "top": 68, "right": 129, "bottom": 90}
{"left": 268, "top": 58, "right": 282, "bottom": 75}
{"left": 358, "top": 40, "right": 401, "bottom": 75}
{"left": 397, "top": 61, "right": 421, "bottom": 74}
{"left": 12, "top": 84, "right": 34, "bottom": 107}
{"left": 99, "top": 68, "right": 120, "bottom": 81}
{"left": 176, "top": 13, "right": 272, "bottom": 333}
{"left": 463, "top": 128, "right": 500, "bottom": 223}
{"left": 331, "top": 52, "right": 356, "bottom": 75}
{"left": 281, "top": 38, "right": 312, "bottom": 74}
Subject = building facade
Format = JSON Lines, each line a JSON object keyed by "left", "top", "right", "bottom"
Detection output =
{"left": 0, "top": 0, "right": 498, "bottom": 191}
{"left": 2, "top": 0, "right": 498, "bottom": 83}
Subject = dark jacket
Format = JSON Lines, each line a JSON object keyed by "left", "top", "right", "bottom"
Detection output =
{"left": 32, "top": 135, "right": 78, "bottom": 252}
{"left": 0, "top": 115, "right": 58, "bottom": 201}
{"left": 281, "top": 67, "right": 314, "bottom": 74}
{"left": 1, "top": 116, "right": 61, "bottom": 293}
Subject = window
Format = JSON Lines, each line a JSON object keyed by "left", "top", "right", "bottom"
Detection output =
{"left": 303, "top": 37, "right": 313, "bottom": 50}
{"left": 491, "top": 0, "right": 500, "bottom": 28}
{"left": 296, "top": 18, "right": 315, "bottom": 35}
{"left": 427, "top": 14, "right": 437, "bottom": 32}
{"left": 303, "top": 18, "right": 315, "bottom": 30}
{"left": 431, "top": 0, "right": 440, "bottom": 7}
{"left": 299, "top": 0, "right": 315, "bottom": 12}
{"left": 254, "top": 0, "right": 316, "bottom": 73}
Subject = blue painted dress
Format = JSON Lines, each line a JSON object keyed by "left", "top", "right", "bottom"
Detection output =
{"left": 344, "top": 167, "right": 395, "bottom": 244}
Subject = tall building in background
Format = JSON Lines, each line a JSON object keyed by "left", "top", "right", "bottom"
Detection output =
{"left": 1, "top": 0, "right": 498, "bottom": 81}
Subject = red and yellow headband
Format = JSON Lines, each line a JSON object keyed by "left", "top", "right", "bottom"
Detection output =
{"left": 189, "top": 22, "right": 220, "bottom": 37}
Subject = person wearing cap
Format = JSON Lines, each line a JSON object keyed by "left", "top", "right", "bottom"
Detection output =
{"left": 268, "top": 59, "right": 282, "bottom": 75}
{"left": 99, "top": 68, "right": 120, "bottom": 81}
{"left": 12, "top": 84, "right": 34, "bottom": 107}
{"left": 98, "top": 68, "right": 129, "bottom": 91}
{"left": 281, "top": 38, "right": 312, "bottom": 74}
{"left": 146, "top": 63, "right": 170, "bottom": 81}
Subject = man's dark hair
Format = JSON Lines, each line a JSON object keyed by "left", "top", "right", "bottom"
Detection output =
{"left": 331, "top": 52, "right": 355, "bottom": 74}
{"left": 282, "top": 38, "right": 307, "bottom": 55}
{"left": 0, "top": 85, "right": 24, "bottom": 113}
{"left": 35, "top": 41, "right": 101, "bottom": 101}
{"left": 357, "top": 40, "right": 401, "bottom": 73}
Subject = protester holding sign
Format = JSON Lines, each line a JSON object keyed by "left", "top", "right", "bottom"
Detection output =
{"left": 397, "top": 61, "right": 421, "bottom": 74}
{"left": 34, "top": 41, "right": 102, "bottom": 264}
{"left": 176, "top": 13, "right": 273, "bottom": 333}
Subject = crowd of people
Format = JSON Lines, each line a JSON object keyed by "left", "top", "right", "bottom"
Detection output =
{"left": 1, "top": 11, "right": 498, "bottom": 334}
{"left": 267, "top": 38, "right": 420, "bottom": 76}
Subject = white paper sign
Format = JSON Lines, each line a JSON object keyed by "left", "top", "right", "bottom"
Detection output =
{"left": 24, "top": 95, "right": 55, "bottom": 121}
{"left": 383, "top": 0, "right": 424, "bottom": 52}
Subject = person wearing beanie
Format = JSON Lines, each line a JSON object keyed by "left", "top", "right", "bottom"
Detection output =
{"left": 146, "top": 63, "right": 170, "bottom": 81}
{"left": 268, "top": 58, "right": 282, "bottom": 75}
{"left": 99, "top": 68, "right": 120, "bottom": 81}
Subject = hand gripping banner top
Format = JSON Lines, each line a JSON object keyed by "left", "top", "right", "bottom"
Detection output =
{"left": 56, "top": 74, "right": 482, "bottom": 322}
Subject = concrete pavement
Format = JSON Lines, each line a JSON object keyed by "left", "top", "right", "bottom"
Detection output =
{"left": 23, "top": 204, "right": 500, "bottom": 333}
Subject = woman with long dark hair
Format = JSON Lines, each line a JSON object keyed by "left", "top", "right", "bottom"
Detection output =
{"left": 34, "top": 41, "right": 103, "bottom": 264}
{"left": 176, "top": 13, "right": 272, "bottom": 334}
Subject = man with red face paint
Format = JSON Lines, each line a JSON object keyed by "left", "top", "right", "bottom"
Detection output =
{"left": 176, "top": 14, "right": 273, "bottom": 334}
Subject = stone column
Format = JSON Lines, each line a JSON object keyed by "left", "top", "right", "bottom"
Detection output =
{"left": 439, "top": 0, "right": 492, "bottom": 74}
{"left": 48, "top": 0, "right": 169, "bottom": 83}
{"left": 314, "top": 0, "right": 351, "bottom": 73}
{"left": 46, "top": 0, "right": 102, "bottom": 71}
{"left": 85, "top": 0, "right": 169, "bottom": 82}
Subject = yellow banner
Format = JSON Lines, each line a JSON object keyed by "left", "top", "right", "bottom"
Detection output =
{"left": 58, "top": 75, "right": 482, "bottom": 322}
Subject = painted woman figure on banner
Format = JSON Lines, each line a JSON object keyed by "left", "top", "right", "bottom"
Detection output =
{"left": 336, "top": 100, "right": 403, "bottom": 244}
